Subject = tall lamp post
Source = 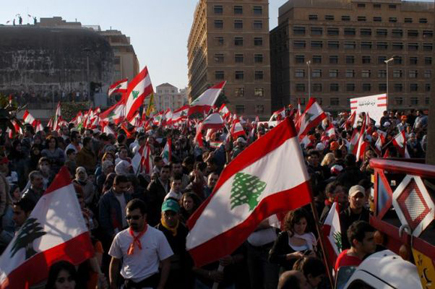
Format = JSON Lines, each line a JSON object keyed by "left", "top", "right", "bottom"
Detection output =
{"left": 306, "top": 60, "right": 311, "bottom": 99}
{"left": 384, "top": 57, "right": 394, "bottom": 99}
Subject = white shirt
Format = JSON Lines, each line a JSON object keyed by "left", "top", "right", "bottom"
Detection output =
{"left": 109, "top": 226, "right": 173, "bottom": 282}
{"left": 114, "top": 193, "right": 128, "bottom": 228}
{"left": 164, "top": 190, "right": 182, "bottom": 201}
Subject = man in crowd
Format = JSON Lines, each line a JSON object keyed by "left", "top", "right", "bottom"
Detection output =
{"left": 146, "top": 165, "right": 171, "bottom": 226}
{"left": 22, "top": 171, "right": 45, "bottom": 204}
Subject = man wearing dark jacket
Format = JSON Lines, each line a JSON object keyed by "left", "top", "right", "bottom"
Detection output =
{"left": 146, "top": 165, "right": 171, "bottom": 226}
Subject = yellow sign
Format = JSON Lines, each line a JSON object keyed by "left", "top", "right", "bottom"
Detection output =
{"left": 412, "top": 248, "right": 435, "bottom": 289}
{"left": 145, "top": 93, "right": 155, "bottom": 117}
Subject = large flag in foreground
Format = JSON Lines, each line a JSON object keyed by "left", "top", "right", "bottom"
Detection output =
{"left": 186, "top": 118, "right": 312, "bottom": 267}
{"left": 0, "top": 167, "right": 94, "bottom": 288}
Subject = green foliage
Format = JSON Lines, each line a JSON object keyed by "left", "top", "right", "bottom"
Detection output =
{"left": 61, "top": 101, "right": 93, "bottom": 121}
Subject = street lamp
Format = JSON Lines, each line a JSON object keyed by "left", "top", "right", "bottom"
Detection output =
{"left": 306, "top": 60, "right": 311, "bottom": 99}
{"left": 384, "top": 57, "right": 394, "bottom": 98}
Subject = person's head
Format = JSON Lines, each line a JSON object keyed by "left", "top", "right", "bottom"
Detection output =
{"left": 112, "top": 174, "right": 130, "bottom": 194}
{"left": 38, "top": 157, "right": 50, "bottom": 174}
{"left": 348, "top": 185, "right": 366, "bottom": 211}
{"left": 182, "top": 156, "right": 195, "bottom": 173}
{"left": 45, "top": 260, "right": 77, "bottom": 289}
{"left": 13, "top": 198, "right": 36, "bottom": 227}
{"left": 171, "top": 174, "right": 183, "bottom": 192}
{"left": 82, "top": 137, "right": 92, "bottom": 150}
{"left": 31, "top": 144, "right": 41, "bottom": 156}
{"left": 29, "top": 170, "right": 44, "bottom": 190}
{"left": 278, "top": 270, "right": 310, "bottom": 289}
{"left": 118, "top": 146, "right": 129, "bottom": 159}
{"left": 46, "top": 135, "right": 58, "bottom": 149}
{"left": 301, "top": 257, "right": 326, "bottom": 288}
{"left": 75, "top": 167, "right": 87, "bottom": 182}
{"left": 321, "top": 152, "right": 335, "bottom": 166}
{"left": 325, "top": 181, "right": 347, "bottom": 204}
{"left": 117, "top": 133, "right": 126, "bottom": 145}
{"left": 126, "top": 199, "right": 148, "bottom": 232}
{"left": 154, "top": 156, "right": 164, "bottom": 169}
{"left": 344, "top": 153, "right": 357, "bottom": 168}
{"left": 171, "top": 160, "right": 183, "bottom": 175}
{"left": 102, "top": 152, "right": 115, "bottom": 163}
{"left": 206, "top": 158, "right": 218, "bottom": 174}
{"left": 66, "top": 149, "right": 76, "bottom": 161}
{"left": 9, "top": 185, "right": 21, "bottom": 202}
{"left": 160, "top": 165, "right": 171, "bottom": 181}
{"left": 70, "top": 131, "right": 81, "bottom": 145}
{"left": 181, "top": 192, "right": 200, "bottom": 213}
{"left": 161, "top": 198, "right": 180, "bottom": 228}
{"left": 347, "top": 221, "right": 376, "bottom": 254}
{"left": 207, "top": 172, "right": 219, "bottom": 189}
{"left": 307, "top": 150, "right": 320, "bottom": 167}
{"left": 284, "top": 208, "right": 311, "bottom": 236}
{"left": 102, "top": 160, "right": 115, "bottom": 175}
{"left": 0, "top": 156, "right": 9, "bottom": 174}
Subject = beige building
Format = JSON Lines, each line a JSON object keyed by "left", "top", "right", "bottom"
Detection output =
{"left": 270, "top": 0, "right": 435, "bottom": 112}
{"left": 188, "top": 0, "right": 271, "bottom": 118}
{"left": 155, "top": 83, "right": 188, "bottom": 112}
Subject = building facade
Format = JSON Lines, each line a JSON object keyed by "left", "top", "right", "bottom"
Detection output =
{"left": 155, "top": 83, "right": 188, "bottom": 112}
{"left": 188, "top": 0, "right": 271, "bottom": 118}
{"left": 270, "top": 0, "right": 435, "bottom": 112}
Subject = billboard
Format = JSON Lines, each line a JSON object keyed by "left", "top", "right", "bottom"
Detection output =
{"left": 350, "top": 94, "right": 388, "bottom": 125}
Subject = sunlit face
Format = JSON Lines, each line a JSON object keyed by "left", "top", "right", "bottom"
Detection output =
{"left": 349, "top": 192, "right": 365, "bottom": 210}
{"left": 55, "top": 270, "right": 76, "bottom": 289}
{"left": 208, "top": 173, "right": 219, "bottom": 188}
{"left": 293, "top": 217, "right": 307, "bottom": 235}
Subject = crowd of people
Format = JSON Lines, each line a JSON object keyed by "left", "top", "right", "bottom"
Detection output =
{"left": 0, "top": 107, "right": 428, "bottom": 289}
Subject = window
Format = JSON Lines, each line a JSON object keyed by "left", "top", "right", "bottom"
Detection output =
{"left": 235, "top": 54, "right": 244, "bottom": 63}
{"left": 377, "top": 42, "right": 388, "bottom": 50}
{"left": 411, "top": 97, "right": 419, "bottom": 105}
{"left": 394, "top": 57, "right": 403, "bottom": 65}
{"left": 392, "top": 29, "right": 403, "bottom": 37}
{"left": 361, "top": 42, "right": 372, "bottom": 49}
{"left": 395, "top": 97, "right": 403, "bottom": 105}
{"left": 379, "top": 83, "right": 387, "bottom": 91}
{"left": 329, "top": 69, "right": 339, "bottom": 78}
{"left": 357, "top": 3, "right": 366, "bottom": 8}
{"left": 296, "top": 84, "right": 305, "bottom": 92}
{"left": 330, "top": 84, "right": 339, "bottom": 92}
{"left": 313, "top": 55, "right": 322, "bottom": 64}
{"left": 215, "top": 37, "right": 224, "bottom": 46}
{"left": 409, "top": 57, "right": 418, "bottom": 65}
{"left": 234, "top": 20, "right": 243, "bottom": 29}
{"left": 214, "top": 54, "right": 224, "bottom": 63}
{"left": 389, "top": 17, "right": 397, "bottom": 23}
{"left": 423, "top": 43, "right": 433, "bottom": 51}
{"left": 215, "top": 71, "right": 224, "bottom": 80}
{"left": 235, "top": 71, "right": 244, "bottom": 80}
{"left": 344, "top": 41, "right": 356, "bottom": 49}
{"left": 294, "top": 40, "right": 306, "bottom": 48}
{"left": 234, "top": 6, "right": 243, "bottom": 14}
{"left": 358, "top": 16, "right": 366, "bottom": 22}
{"left": 344, "top": 28, "right": 356, "bottom": 36}
{"left": 378, "top": 70, "right": 386, "bottom": 78}
{"left": 424, "top": 70, "right": 432, "bottom": 78}
{"left": 214, "top": 20, "right": 223, "bottom": 29}
{"left": 426, "top": 97, "right": 430, "bottom": 105}
{"left": 360, "top": 28, "right": 371, "bottom": 36}
{"left": 363, "top": 83, "right": 371, "bottom": 92}
{"left": 313, "top": 84, "right": 322, "bottom": 92}
{"left": 423, "top": 30, "right": 433, "bottom": 38}
{"left": 389, "top": 4, "right": 397, "bottom": 9}
{"left": 325, "top": 15, "right": 334, "bottom": 20}
{"left": 376, "top": 29, "right": 387, "bottom": 36}
{"left": 346, "top": 56, "right": 355, "bottom": 64}
{"left": 410, "top": 84, "right": 418, "bottom": 92}
{"left": 255, "top": 71, "right": 264, "bottom": 80}
{"left": 214, "top": 5, "right": 223, "bottom": 14}
{"left": 342, "top": 15, "right": 351, "bottom": 21}
{"left": 373, "top": 17, "right": 382, "bottom": 22}
{"left": 234, "top": 37, "right": 243, "bottom": 46}
{"left": 408, "top": 30, "right": 419, "bottom": 37}
{"left": 420, "top": 18, "right": 428, "bottom": 24}
{"left": 253, "top": 6, "right": 263, "bottom": 15}
{"left": 235, "top": 105, "right": 245, "bottom": 114}
{"left": 254, "top": 88, "right": 264, "bottom": 97}
{"left": 374, "top": 4, "right": 381, "bottom": 8}
{"left": 311, "top": 41, "right": 323, "bottom": 48}
{"left": 312, "top": 69, "right": 322, "bottom": 78}
{"left": 234, "top": 88, "right": 244, "bottom": 97}
{"left": 293, "top": 27, "right": 306, "bottom": 35}
{"left": 408, "top": 43, "right": 419, "bottom": 51}
{"left": 329, "top": 55, "right": 339, "bottom": 64}
{"left": 393, "top": 70, "right": 403, "bottom": 78}
{"left": 392, "top": 43, "right": 403, "bottom": 50}
{"left": 328, "top": 41, "right": 339, "bottom": 49}
{"left": 254, "top": 37, "right": 263, "bottom": 46}
{"left": 311, "top": 27, "right": 323, "bottom": 36}
{"left": 378, "top": 56, "right": 386, "bottom": 64}
{"left": 295, "top": 55, "right": 305, "bottom": 64}
{"left": 309, "top": 15, "right": 318, "bottom": 20}
{"left": 405, "top": 18, "right": 413, "bottom": 23}
{"left": 346, "top": 70, "right": 355, "bottom": 78}
{"left": 327, "top": 28, "right": 339, "bottom": 36}
{"left": 394, "top": 84, "right": 403, "bottom": 92}
{"left": 362, "top": 56, "right": 371, "bottom": 64}
{"left": 425, "top": 57, "right": 433, "bottom": 65}
{"left": 295, "top": 69, "right": 305, "bottom": 78}
{"left": 254, "top": 54, "right": 263, "bottom": 63}
{"left": 409, "top": 70, "right": 418, "bottom": 78}
{"left": 362, "top": 70, "right": 371, "bottom": 78}
{"left": 255, "top": 105, "right": 265, "bottom": 114}
{"left": 330, "top": 98, "right": 340, "bottom": 106}
{"left": 253, "top": 20, "right": 263, "bottom": 29}
{"left": 426, "top": 84, "right": 431, "bottom": 92}
{"left": 347, "top": 83, "right": 355, "bottom": 91}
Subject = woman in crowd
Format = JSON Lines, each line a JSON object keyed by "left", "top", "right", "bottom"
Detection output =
{"left": 41, "top": 136, "right": 65, "bottom": 174}
{"left": 179, "top": 191, "right": 201, "bottom": 223}
{"left": 73, "top": 167, "right": 96, "bottom": 209}
{"left": 45, "top": 260, "right": 77, "bottom": 289}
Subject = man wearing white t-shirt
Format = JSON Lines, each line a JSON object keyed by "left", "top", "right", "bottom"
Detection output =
{"left": 109, "top": 199, "right": 173, "bottom": 289}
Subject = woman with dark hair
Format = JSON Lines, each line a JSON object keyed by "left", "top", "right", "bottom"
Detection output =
{"left": 28, "top": 144, "right": 42, "bottom": 172}
{"left": 269, "top": 208, "right": 317, "bottom": 273}
{"left": 179, "top": 191, "right": 201, "bottom": 223}
{"left": 41, "top": 136, "right": 65, "bottom": 174}
{"left": 101, "top": 172, "right": 116, "bottom": 195}
{"left": 7, "top": 139, "right": 27, "bottom": 186}
{"left": 45, "top": 260, "right": 77, "bottom": 289}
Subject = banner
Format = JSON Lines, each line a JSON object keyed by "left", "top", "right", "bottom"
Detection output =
{"left": 350, "top": 94, "right": 387, "bottom": 125}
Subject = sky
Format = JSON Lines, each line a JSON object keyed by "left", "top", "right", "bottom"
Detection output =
{"left": 1, "top": 0, "right": 288, "bottom": 89}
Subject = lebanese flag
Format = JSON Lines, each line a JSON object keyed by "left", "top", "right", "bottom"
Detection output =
{"left": 202, "top": 113, "right": 225, "bottom": 130}
{"left": 186, "top": 118, "right": 312, "bottom": 267}
{"left": 188, "top": 81, "right": 226, "bottom": 116}
{"left": 161, "top": 138, "right": 172, "bottom": 164}
{"left": 325, "top": 122, "right": 336, "bottom": 140}
{"left": 269, "top": 108, "right": 286, "bottom": 122}
{"left": 296, "top": 98, "right": 327, "bottom": 139}
{"left": 392, "top": 130, "right": 410, "bottom": 158}
{"left": 108, "top": 78, "right": 128, "bottom": 97}
{"left": 342, "top": 111, "right": 356, "bottom": 130}
{"left": 132, "top": 144, "right": 153, "bottom": 175}
{"left": 230, "top": 119, "right": 245, "bottom": 139}
{"left": 22, "top": 110, "right": 36, "bottom": 127}
{"left": 124, "top": 67, "right": 154, "bottom": 122}
{"left": 374, "top": 130, "right": 387, "bottom": 156}
{"left": 172, "top": 105, "right": 190, "bottom": 124}
{"left": 53, "top": 102, "right": 62, "bottom": 131}
{"left": 219, "top": 103, "right": 231, "bottom": 120}
{"left": 349, "top": 129, "right": 360, "bottom": 153}
{"left": 0, "top": 167, "right": 94, "bottom": 288}
{"left": 322, "top": 202, "right": 342, "bottom": 272}
{"left": 353, "top": 117, "right": 368, "bottom": 161}
{"left": 100, "top": 100, "right": 125, "bottom": 125}
{"left": 35, "top": 120, "right": 43, "bottom": 133}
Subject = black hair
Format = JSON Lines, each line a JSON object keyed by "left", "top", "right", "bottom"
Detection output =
{"left": 82, "top": 137, "right": 92, "bottom": 147}
{"left": 66, "top": 149, "right": 76, "bottom": 156}
{"left": 45, "top": 260, "right": 77, "bottom": 289}
{"left": 126, "top": 198, "right": 148, "bottom": 215}
{"left": 113, "top": 174, "right": 129, "bottom": 185}
{"left": 13, "top": 198, "right": 36, "bottom": 213}
{"left": 301, "top": 256, "right": 326, "bottom": 279}
{"left": 347, "top": 221, "right": 375, "bottom": 247}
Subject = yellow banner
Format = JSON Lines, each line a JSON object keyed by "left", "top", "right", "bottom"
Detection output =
{"left": 412, "top": 248, "right": 435, "bottom": 289}
{"left": 145, "top": 93, "right": 155, "bottom": 117}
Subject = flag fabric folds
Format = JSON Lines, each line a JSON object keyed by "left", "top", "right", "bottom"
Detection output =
{"left": 296, "top": 98, "right": 327, "bottom": 139}
{"left": 322, "top": 202, "right": 342, "bottom": 272}
{"left": 108, "top": 78, "right": 128, "bottom": 97}
{"left": 188, "top": 81, "right": 226, "bottom": 116}
{"left": 124, "top": 67, "right": 154, "bottom": 122}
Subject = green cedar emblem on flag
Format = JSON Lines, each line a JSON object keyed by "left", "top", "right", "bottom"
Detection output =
{"left": 304, "top": 112, "right": 314, "bottom": 123}
{"left": 230, "top": 172, "right": 266, "bottom": 211}
{"left": 132, "top": 90, "right": 140, "bottom": 99}
{"left": 333, "top": 231, "right": 342, "bottom": 253}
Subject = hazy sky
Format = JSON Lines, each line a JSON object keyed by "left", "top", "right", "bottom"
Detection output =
{"left": 1, "top": 0, "right": 288, "bottom": 89}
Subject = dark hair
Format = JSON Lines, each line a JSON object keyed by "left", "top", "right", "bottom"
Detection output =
{"left": 344, "top": 154, "right": 357, "bottom": 167}
{"left": 45, "top": 260, "right": 77, "bottom": 289}
{"left": 114, "top": 174, "right": 129, "bottom": 185}
{"left": 117, "top": 134, "right": 126, "bottom": 144}
{"left": 38, "top": 157, "right": 50, "bottom": 165}
{"left": 82, "top": 137, "right": 92, "bottom": 148}
{"left": 154, "top": 156, "right": 163, "bottom": 163}
{"left": 126, "top": 198, "right": 148, "bottom": 215}
{"left": 66, "top": 149, "right": 76, "bottom": 156}
{"left": 161, "top": 165, "right": 171, "bottom": 172}
{"left": 171, "top": 174, "right": 183, "bottom": 182}
{"left": 13, "top": 198, "right": 36, "bottom": 213}
{"left": 347, "top": 221, "right": 375, "bottom": 248}
{"left": 283, "top": 208, "right": 311, "bottom": 234}
{"left": 307, "top": 150, "right": 320, "bottom": 158}
{"left": 46, "top": 135, "right": 58, "bottom": 148}
{"left": 278, "top": 270, "right": 303, "bottom": 289}
{"left": 70, "top": 131, "right": 80, "bottom": 141}
{"left": 171, "top": 160, "right": 182, "bottom": 167}
{"left": 325, "top": 181, "right": 341, "bottom": 195}
{"left": 301, "top": 256, "right": 326, "bottom": 279}
{"left": 29, "top": 170, "right": 43, "bottom": 182}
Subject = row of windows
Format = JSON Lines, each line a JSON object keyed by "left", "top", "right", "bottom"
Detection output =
{"left": 308, "top": 14, "right": 428, "bottom": 24}
{"left": 213, "top": 5, "right": 263, "bottom": 15}
{"left": 293, "top": 40, "right": 433, "bottom": 51}
{"left": 215, "top": 70, "right": 265, "bottom": 80}
{"left": 233, "top": 88, "right": 265, "bottom": 98}
{"left": 295, "top": 96, "right": 430, "bottom": 107}
{"left": 295, "top": 55, "right": 433, "bottom": 66}
{"left": 233, "top": 104, "right": 266, "bottom": 115}
{"left": 295, "top": 83, "right": 431, "bottom": 93}
{"left": 214, "top": 36, "right": 263, "bottom": 46}
{"left": 214, "top": 19, "right": 263, "bottom": 30}
{"left": 214, "top": 53, "right": 264, "bottom": 63}
{"left": 295, "top": 69, "right": 432, "bottom": 79}
{"left": 292, "top": 27, "right": 433, "bottom": 38}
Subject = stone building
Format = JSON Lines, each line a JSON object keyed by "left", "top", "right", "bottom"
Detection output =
{"left": 187, "top": 0, "right": 271, "bottom": 118}
{"left": 155, "top": 83, "right": 188, "bottom": 112}
{"left": 270, "top": 0, "right": 435, "bottom": 112}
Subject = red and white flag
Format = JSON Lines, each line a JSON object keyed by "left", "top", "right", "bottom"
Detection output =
{"left": 108, "top": 78, "right": 128, "bottom": 97}
{"left": 296, "top": 98, "right": 326, "bottom": 139}
{"left": 230, "top": 119, "right": 245, "bottom": 139}
{"left": 53, "top": 102, "right": 62, "bottom": 131}
{"left": 186, "top": 118, "right": 312, "bottom": 267}
{"left": 161, "top": 138, "right": 172, "bottom": 164}
{"left": 322, "top": 202, "right": 342, "bottom": 271}
{"left": 269, "top": 108, "right": 286, "bottom": 122}
{"left": 100, "top": 100, "right": 125, "bottom": 125}
{"left": 0, "top": 167, "right": 94, "bottom": 288}
{"left": 374, "top": 130, "right": 387, "bottom": 156}
{"left": 188, "top": 81, "right": 226, "bottom": 116}
{"left": 325, "top": 122, "right": 337, "bottom": 140}
{"left": 218, "top": 103, "right": 231, "bottom": 120}
{"left": 22, "top": 110, "right": 36, "bottom": 127}
{"left": 202, "top": 113, "right": 225, "bottom": 130}
{"left": 124, "top": 67, "right": 153, "bottom": 122}
{"left": 353, "top": 116, "right": 369, "bottom": 161}
{"left": 171, "top": 105, "right": 190, "bottom": 124}
{"left": 392, "top": 130, "right": 410, "bottom": 158}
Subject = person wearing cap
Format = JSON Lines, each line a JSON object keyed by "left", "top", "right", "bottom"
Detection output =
{"left": 156, "top": 199, "right": 191, "bottom": 289}
{"left": 109, "top": 199, "right": 173, "bottom": 289}
{"left": 340, "top": 185, "right": 370, "bottom": 249}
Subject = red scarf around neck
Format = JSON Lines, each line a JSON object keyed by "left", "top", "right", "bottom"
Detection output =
{"left": 127, "top": 224, "right": 148, "bottom": 255}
